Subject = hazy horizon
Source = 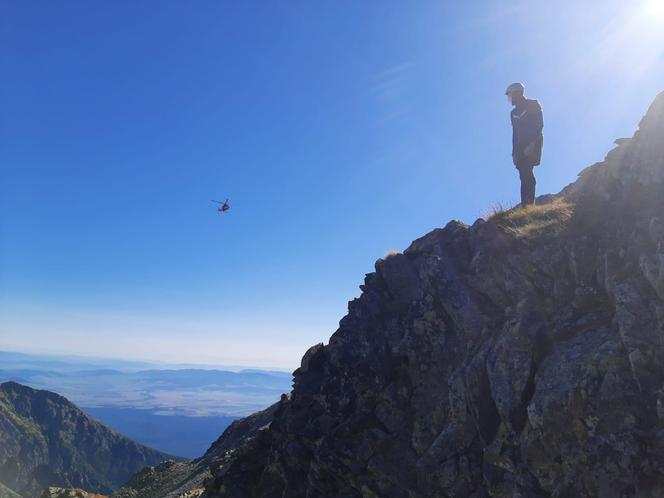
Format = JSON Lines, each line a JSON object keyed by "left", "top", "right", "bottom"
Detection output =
{"left": 0, "top": 349, "right": 294, "bottom": 457}
{"left": 0, "top": 348, "right": 295, "bottom": 372}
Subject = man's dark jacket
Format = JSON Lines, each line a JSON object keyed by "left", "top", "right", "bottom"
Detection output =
{"left": 511, "top": 98, "right": 544, "bottom": 168}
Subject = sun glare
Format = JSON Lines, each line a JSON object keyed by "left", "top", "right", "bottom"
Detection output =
{"left": 643, "top": 0, "right": 664, "bottom": 22}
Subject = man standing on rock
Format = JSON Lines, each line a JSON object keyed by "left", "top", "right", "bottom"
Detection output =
{"left": 506, "top": 82, "right": 543, "bottom": 206}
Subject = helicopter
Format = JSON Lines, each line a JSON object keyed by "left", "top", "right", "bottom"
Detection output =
{"left": 212, "top": 199, "right": 230, "bottom": 214}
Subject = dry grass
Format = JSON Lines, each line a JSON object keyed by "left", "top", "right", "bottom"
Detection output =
{"left": 488, "top": 198, "right": 574, "bottom": 239}
{"left": 480, "top": 201, "right": 517, "bottom": 220}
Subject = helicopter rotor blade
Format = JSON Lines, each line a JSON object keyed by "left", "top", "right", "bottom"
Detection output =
{"left": 211, "top": 200, "right": 224, "bottom": 204}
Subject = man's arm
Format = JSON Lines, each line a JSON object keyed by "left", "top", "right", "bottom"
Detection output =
{"left": 511, "top": 112, "right": 518, "bottom": 164}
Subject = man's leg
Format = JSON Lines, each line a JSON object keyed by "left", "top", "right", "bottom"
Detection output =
{"left": 518, "top": 165, "right": 536, "bottom": 206}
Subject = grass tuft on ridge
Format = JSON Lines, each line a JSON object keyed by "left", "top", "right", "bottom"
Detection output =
{"left": 488, "top": 198, "right": 574, "bottom": 239}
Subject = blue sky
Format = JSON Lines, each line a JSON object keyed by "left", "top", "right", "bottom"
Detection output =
{"left": 1, "top": 0, "right": 663, "bottom": 368}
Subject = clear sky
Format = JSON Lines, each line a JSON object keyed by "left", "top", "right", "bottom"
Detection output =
{"left": 1, "top": 0, "right": 663, "bottom": 369}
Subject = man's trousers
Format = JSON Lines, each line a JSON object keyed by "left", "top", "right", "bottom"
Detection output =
{"left": 517, "top": 164, "right": 536, "bottom": 206}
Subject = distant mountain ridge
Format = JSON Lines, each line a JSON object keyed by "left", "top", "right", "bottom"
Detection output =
{"left": 0, "top": 382, "right": 175, "bottom": 498}
{"left": 0, "top": 351, "right": 292, "bottom": 374}
{"left": 0, "top": 358, "right": 292, "bottom": 458}
{"left": 0, "top": 359, "right": 292, "bottom": 418}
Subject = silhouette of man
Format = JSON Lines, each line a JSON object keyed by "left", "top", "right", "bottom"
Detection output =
{"left": 506, "top": 83, "right": 543, "bottom": 206}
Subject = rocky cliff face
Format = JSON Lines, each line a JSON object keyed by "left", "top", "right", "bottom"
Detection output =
{"left": 0, "top": 382, "right": 174, "bottom": 498}
{"left": 197, "top": 92, "right": 664, "bottom": 498}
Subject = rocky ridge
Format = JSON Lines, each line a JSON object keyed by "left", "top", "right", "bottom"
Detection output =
{"left": 194, "top": 92, "right": 664, "bottom": 497}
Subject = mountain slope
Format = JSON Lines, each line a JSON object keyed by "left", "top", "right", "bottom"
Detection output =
{"left": 112, "top": 402, "right": 278, "bottom": 498}
{"left": 194, "top": 92, "right": 664, "bottom": 498}
{"left": 0, "top": 481, "right": 21, "bottom": 498}
{"left": 0, "top": 382, "right": 175, "bottom": 498}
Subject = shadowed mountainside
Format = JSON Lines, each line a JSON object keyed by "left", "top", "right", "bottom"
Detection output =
{"left": 0, "top": 382, "right": 175, "bottom": 498}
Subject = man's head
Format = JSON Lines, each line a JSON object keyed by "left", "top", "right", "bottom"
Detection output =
{"left": 505, "top": 82, "right": 526, "bottom": 106}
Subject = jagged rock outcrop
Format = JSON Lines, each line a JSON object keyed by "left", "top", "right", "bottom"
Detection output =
{"left": 112, "top": 403, "right": 277, "bottom": 498}
{"left": 0, "top": 382, "right": 174, "bottom": 498}
{"left": 196, "top": 92, "right": 664, "bottom": 498}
